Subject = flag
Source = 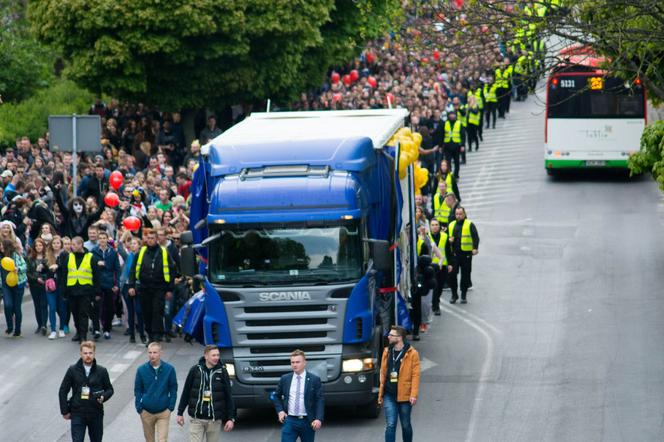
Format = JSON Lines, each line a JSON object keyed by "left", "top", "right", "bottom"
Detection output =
{"left": 189, "top": 156, "right": 209, "bottom": 263}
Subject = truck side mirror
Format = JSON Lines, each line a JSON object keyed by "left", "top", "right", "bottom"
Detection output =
{"left": 370, "top": 240, "right": 391, "bottom": 272}
{"left": 180, "top": 245, "right": 196, "bottom": 277}
{"left": 180, "top": 230, "right": 194, "bottom": 245}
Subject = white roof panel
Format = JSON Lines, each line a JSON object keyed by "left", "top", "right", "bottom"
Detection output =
{"left": 207, "top": 109, "right": 409, "bottom": 150}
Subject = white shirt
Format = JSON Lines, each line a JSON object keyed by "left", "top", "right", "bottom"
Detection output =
{"left": 287, "top": 370, "right": 307, "bottom": 416}
{"left": 84, "top": 363, "right": 92, "bottom": 377}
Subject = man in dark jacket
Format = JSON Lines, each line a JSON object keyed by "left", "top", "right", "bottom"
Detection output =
{"left": 59, "top": 341, "right": 114, "bottom": 442}
{"left": 176, "top": 345, "right": 236, "bottom": 439}
{"left": 273, "top": 349, "right": 325, "bottom": 442}
{"left": 134, "top": 342, "right": 178, "bottom": 442}
{"left": 91, "top": 230, "right": 120, "bottom": 339}
{"left": 61, "top": 236, "right": 101, "bottom": 342}
{"left": 128, "top": 229, "right": 176, "bottom": 343}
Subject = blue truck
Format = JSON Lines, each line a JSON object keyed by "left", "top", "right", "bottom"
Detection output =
{"left": 176, "top": 109, "right": 417, "bottom": 417}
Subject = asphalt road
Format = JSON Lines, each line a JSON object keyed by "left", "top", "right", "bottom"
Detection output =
{"left": 2, "top": 91, "right": 664, "bottom": 442}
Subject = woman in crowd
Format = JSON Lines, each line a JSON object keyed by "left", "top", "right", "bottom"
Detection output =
{"left": 27, "top": 238, "right": 49, "bottom": 336}
{"left": 2, "top": 239, "right": 28, "bottom": 337}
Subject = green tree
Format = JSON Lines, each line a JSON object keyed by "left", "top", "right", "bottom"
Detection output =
{"left": 0, "top": 0, "right": 54, "bottom": 102}
{"left": 629, "top": 121, "right": 664, "bottom": 190}
{"left": 29, "top": 0, "right": 401, "bottom": 111}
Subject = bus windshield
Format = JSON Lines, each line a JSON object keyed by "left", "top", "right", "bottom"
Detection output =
{"left": 208, "top": 223, "right": 363, "bottom": 286}
{"left": 548, "top": 75, "right": 644, "bottom": 119}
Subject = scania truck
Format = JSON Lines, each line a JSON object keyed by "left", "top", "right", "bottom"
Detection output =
{"left": 177, "top": 109, "right": 417, "bottom": 417}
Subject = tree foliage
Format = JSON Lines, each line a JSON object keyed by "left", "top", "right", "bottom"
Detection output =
{"left": 629, "top": 121, "right": 664, "bottom": 190}
{"left": 29, "top": 0, "right": 401, "bottom": 110}
{"left": 0, "top": 80, "right": 94, "bottom": 148}
{"left": 0, "top": 0, "right": 54, "bottom": 102}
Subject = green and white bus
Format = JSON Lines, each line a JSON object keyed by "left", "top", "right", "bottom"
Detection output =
{"left": 545, "top": 48, "right": 646, "bottom": 174}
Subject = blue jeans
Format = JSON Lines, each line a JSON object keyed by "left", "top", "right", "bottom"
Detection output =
{"left": 281, "top": 416, "right": 315, "bottom": 442}
{"left": 383, "top": 393, "right": 413, "bottom": 442}
{"left": 122, "top": 286, "right": 144, "bottom": 337}
{"left": 3, "top": 284, "right": 25, "bottom": 334}
{"left": 71, "top": 414, "right": 103, "bottom": 442}
{"left": 46, "top": 288, "right": 65, "bottom": 332}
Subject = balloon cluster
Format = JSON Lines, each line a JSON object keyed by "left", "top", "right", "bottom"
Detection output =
{"left": 386, "top": 128, "right": 428, "bottom": 195}
{"left": 102, "top": 170, "right": 142, "bottom": 232}
{"left": 1, "top": 257, "right": 17, "bottom": 287}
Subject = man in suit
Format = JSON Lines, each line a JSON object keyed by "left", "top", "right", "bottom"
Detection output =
{"left": 272, "top": 349, "right": 324, "bottom": 442}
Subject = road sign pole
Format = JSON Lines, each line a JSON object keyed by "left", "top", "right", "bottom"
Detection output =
{"left": 72, "top": 115, "right": 78, "bottom": 197}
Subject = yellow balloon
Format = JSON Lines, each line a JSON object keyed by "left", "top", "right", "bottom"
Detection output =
{"left": 6, "top": 271, "right": 17, "bottom": 287}
{"left": 1, "top": 257, "right": 15, "bottom": 272}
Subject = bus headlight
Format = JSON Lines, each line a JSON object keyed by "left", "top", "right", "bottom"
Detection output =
{"left": 225, "top": 363, "right": 236, "bottom": 378}
{"left": 342, "top": 358, "right": 375, "bottom": 372}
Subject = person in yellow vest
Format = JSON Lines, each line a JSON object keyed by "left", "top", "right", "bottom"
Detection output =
{"left": 434, "top": 159, "right": 460, "bottom": 203}
{"left": 441, "top": 111, "right": 464, "bottom": 180}
{"left": 413, "top": 225, "right": 439, "bottom": 339}
{"left": 502, "top": 58, "right": 514, "bottom": 114}
{"left": 63, "top": 236, "right": 100, "bottom": 342}
{"left": 483, "top": 78, "right": 498, "bottom": 129}
{"left": 514, "top": 50, "right": 529, "bottom": 101}
{"left": 466, "top": 95, "right": 481, "bottom": 152}
{"left": 128, "top": 229, "right": 176, "bottom": 344}
{"left": 428, "top": 219, "right": 455, "bottom": 316}
{"left": 473, "top": 83, "right": 484, "bottom": 142}
{"left": 494, "top": 61, "right": 508, "bottom": 119}
{"left": 448, "top": 207, "right": 479, "bottom": 304}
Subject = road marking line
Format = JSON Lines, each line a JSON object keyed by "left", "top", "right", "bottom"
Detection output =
{"left": 445, "top": 305, "right": 503, "bottom": 337}
{"left": 441, "top": 305, "right": 495, "bottom": 442}
{"left": 110, "top": 363, "right": 130, "bottom": 372}
{"left": 123, "top": 350, "right": 142, "bottom": 359}
{"left": 419, "top": 356, "right": 438, "bottom": 372}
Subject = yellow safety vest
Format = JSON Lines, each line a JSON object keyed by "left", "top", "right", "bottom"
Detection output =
{"left": 484, "top": 84, "right": 497, "bottom": 103}
{"left": 474, "top": 89, "right": 484, "bottom": 109}
{"left": 494, "top": 68, "right": 506, "bottom": 88}
{"left": 459, "top": 104, "right": 468, "bottom": 127}
{"left": 135, "top": 246, "right": 171, "bottom": 283}
{"left": 443, "top": 120, "right": 462, "bottom": 143}
{"left": 67, "top": 252, "right": 93, "bottom": 286}
{"left": 468, "top": 107, "right": 480, "bottom": 126}
{"left": 504, "top": 65, "right": 513, "bottom": 81}
{"left": 416, "top": 238, "right": 424, "bottom": 256}
{"left": 448, "top": 220, "right": 474, "bottom": 252}
{"left": 428, "top": 232, "right": 448, "bottom": 265}
{"left": 432, "top": 192, "right": 452, "bottom": 223}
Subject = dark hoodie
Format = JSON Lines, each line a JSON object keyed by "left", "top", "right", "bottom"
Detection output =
{"left": 177, "top": 357, "right": 236, "bottom": 423}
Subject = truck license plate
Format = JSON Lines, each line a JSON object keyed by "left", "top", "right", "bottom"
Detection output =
{"left": 585, "top": 160, "right": 606, "bottom": 167}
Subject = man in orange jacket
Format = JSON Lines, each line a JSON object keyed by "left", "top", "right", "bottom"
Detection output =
{"left": 378, "top": 325, "right": 421, "bottom": 442}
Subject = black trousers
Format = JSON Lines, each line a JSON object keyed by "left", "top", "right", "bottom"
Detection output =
{"left": 70, "top": 295, "right": 90, "bottom": 339}
{"left": 478, "top": 110, "right": 484, "bottom": 140}
{"left": 496, "top": 87, "right": 507, "bottom": 117}
{"left": 444, "top": 145, "right": 461, "bottom": 179}
{"left": 467, "top": 125, "right": 479, "bottom": 151}
{"left": 451, "top": 252, "right": 473, "bottom": 298}
{"left": 506, "top": 85, "right": 512, "bottom": 112}
{"left": 432, "top": 264, "right": 448, "bottom": 312}
{"left": 485, "top": 103, "right": 497, "bottom": 128}
{"left": 101, "top": 288, "right": 115, "bottom": 333}
{"left": 410, "top": 290, "right": 422, "bottom": 336}
{"left": 140, "top": 287, "right": 166, "bottom": 340}
{"left": 71, "top": 414, "right": 103, "bottom": 442}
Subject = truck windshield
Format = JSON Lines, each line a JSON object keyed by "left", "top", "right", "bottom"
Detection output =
{"left": 209, "top": 224, "right": 363, "bottom": 285}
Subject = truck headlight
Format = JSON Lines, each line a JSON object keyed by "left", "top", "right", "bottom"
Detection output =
{"left": 342, "top": 358, "right": 375, "bottom": 373}
{"left": 225, "top": 363, "right": 236, "bottom": 378}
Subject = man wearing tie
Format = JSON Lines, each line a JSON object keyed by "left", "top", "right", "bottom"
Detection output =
{"left": 273, "top": 349, "right": 324, "bottom": 442}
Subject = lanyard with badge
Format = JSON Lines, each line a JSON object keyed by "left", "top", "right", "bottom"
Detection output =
{"left": 390, "top": 348, "right": 405, "bottom": 383}
{"left": 203, "top": 371, "right": 212, "bottom": 402}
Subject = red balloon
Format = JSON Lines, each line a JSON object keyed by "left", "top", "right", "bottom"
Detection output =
{"left": 481, "top": 25, "right": 489, "bottom": 33}
{"left": 122, "top": 216, "right": 141, "bottom": 232}
{"left": 433, "top": 49, "right": 440, "bottom": 61}
{"left": 109, "top": 171, "right": 124, "bottom": 190}
{"left": 367, "top": 76, "right": 378, "bottom": 88}
{"left": 331, "top": 72, "right": 340, "bottom": 84}
{"left": 421, "top": 57, "right": 430, "bottom": 64}
{"left": 366, "top": 52, "right": 375, "bottom": 64}
{"left": 350, "top": 69, "right": 359, "bottom": 83}
{"left": 104, "top": 192, "right": 119, "bottom": 208}
{"left": 332, "top": 93, "right": 343, "bottom": 103}
{"left": 342, "top": 74, "right": 352, "bottom": 87}
{"left": 386, "top": 93, "right": 395, "bottom": 106}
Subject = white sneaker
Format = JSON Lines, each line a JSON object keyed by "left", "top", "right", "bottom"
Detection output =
{"left": 58, "top": 330, "right": 66, "bottom": 338}
{"left": 48, "top": 331, "right": 57, "bottom": 340}
{"left": 112, "top": 318, "right": 123, "bottom": 327}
